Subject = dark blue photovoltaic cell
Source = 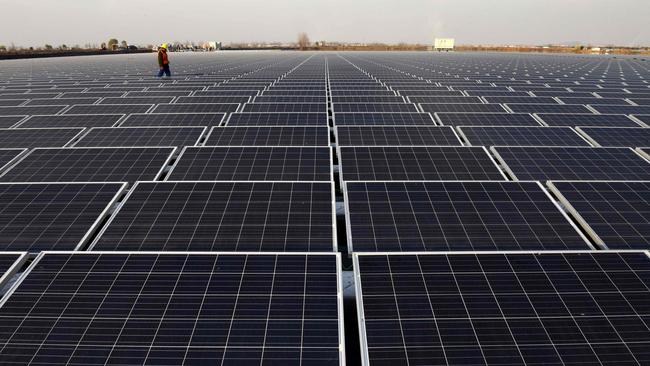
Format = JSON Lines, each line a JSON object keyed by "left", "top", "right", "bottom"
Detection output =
{"left": 345, "top": 181, "right": 590, "bottom": 252}
{"left": 436, "top": 113, "right": 541, "bottom": 126}
{"left": 93, "top": 181, "right": 335, "bottom": 252}
{"left": 536, "top": 114, "right": 640, "bottom": 127}
{"left": 356, "top": 251, "right": 650, "bottom": 366}
{"left": 227, "top": 113, "right": 328, "bottom": 126}
{"left": 336, "top": 126, "right": 462, "bottom": 146}
{"left": 0, "top": 252, "right": 342, "bottom": 365}
{"left": 334, "top": 113, "right": 435, "bottom": 126}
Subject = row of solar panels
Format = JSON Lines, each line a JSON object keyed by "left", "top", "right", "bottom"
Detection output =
{"left": 0, "top": 179, "right": 648, "bottom": 252}
{"left": 3, "top": 112, "right": 649, "bottom": 128}
{"left": 3, "top": 250, "right": 650, "bottom": 364}
{"left": 0, "top": 144, "right": 649, "bottom": 182}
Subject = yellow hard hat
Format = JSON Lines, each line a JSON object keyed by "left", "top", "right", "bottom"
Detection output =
{"left": 161, "top": 43, "right": 168, "bottom": 49}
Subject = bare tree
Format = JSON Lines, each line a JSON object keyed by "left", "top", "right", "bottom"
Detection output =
{"left": 107, "top": 38, "right": 119, "bottom": 50}
{"left": 298, "top": 32, "right": 310, "bottom": 50}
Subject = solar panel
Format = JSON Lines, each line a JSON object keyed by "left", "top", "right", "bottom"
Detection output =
{"left": 0, "top": 182, "right": 125, "bottom": 252}
{"left": 176, "top": 96, "right": 252, "bottom": 104}
{"left": 168, "top": 147, "right": 332, "bottom": 181}
{"left": 576, "top": 127, "right": 650, "bottom": 147}
{"left": 73, "top": 127, "right": 205, "bottom": 147}
{"left": 17, "top": 114, "right": 124, "bottom": 128}
{"left": 492, "top": 146, "right": 650, "bottom": 180}
{"left": 332, "top": 96, "right": 405, "bottom": 103}
{"left": 506, "top": 104, "right": 594, "bottom": 114}
{"left": 420, "top": 103, "right": 507, "bottom": 113}
{"left": 355, "top": 251, "right": 650, "bottom": 365}
{"left": 458, "top": 126, "right": 591, "bottom": 146}
{"left": 243, "top": 103, "right": 327, "bottom": 113}
{"left": 120, "top": 113, "right": 226, "bottom": 127}
{"left": 336, "top": 126, "right": 462, "bottom": 146}
{"left": 92, "top": 181, "right": 336, "bottom": 251}
{"left": 333, "top": 104, "right": 417, "bottom": 113}
{"left": 0, "top": 105, "right": 67, "bottom": 116}
{"left": 548, "top": 181, "right": 650, "bottom": 250}
{"left": 407, "top": 96, "right": 483, "bottom": 104}
{"left": 0, "top": 149, "right": 26, "bottom": 173}
{"left": 339, "top": 146, "right": 506, "bottom": 181}
{"left": 25, "top": 97, "right": 100, "bottom": 106}
{"left": 226, "top": 113, "right": 328, "bottom": 126}
{"left": 0, "top": 252, "right": 343, "bottom": 365}
{"left": 205, "top": 127, "right": 330, "bottom": 146}
{"left": 151, "top": 103, "right": 240, "bottom": 114}
{"left": 591, "top": 105, "right": 650, "bottom": 115}
{"left": 0, "top": 147, "right": 175, "bottom": 183}
{"left": 435, "top": 113, "right": 541, "bottom": 126}
{"left": 536, "top": 114, "right": 641, "bottom": 127}
{"left": 558, "top": 97, "right": 632, "bottom": 105}
{"left": 0, "top": 128, "right": 84, "bottom": 148}
{"left": 63, "top": 104, "right": 153, "bottom": 115}
{"left": 0, "top": 116, "right": 26, "bottom": 128}
{"left": 333, "top": 113, "right": 435, "bottom": 126}
{"left": 484, "top": 96, "right": 559, "bottom": 104}
{"left": 345, "top": 181, "right": 590, "bottom": 252}
{"left": 98, "top": 96, "right": 175, "bottom": 105}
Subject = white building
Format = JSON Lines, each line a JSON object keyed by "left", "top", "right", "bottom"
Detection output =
{"left": 434, "top": 38, "right": 455, "bottom": 51}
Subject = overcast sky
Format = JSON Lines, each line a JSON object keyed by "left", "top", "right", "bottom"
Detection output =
{"left": 1, "top": 0, "right": 648, "bottom": 47}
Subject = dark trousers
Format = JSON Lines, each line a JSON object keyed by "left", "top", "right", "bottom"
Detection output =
{"left": 157, "top": 64, "right": 171, "bottom": 77}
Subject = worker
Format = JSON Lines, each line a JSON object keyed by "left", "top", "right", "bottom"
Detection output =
{"left": 157, "top": 44, "right": 171, "bottom": 77}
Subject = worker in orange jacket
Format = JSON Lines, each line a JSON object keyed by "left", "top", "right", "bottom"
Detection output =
{"left": 157, "top": 44, "right": 171, "bottom": 77}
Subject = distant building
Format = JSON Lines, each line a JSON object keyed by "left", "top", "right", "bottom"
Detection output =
{"left": 434, "top": 38, "right": 455, "bottom": 51}
{"left": 203, "top": 41, "right": 221, "bottom": 51}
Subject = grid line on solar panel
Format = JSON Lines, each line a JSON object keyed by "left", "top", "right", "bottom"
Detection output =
{"left": 548, "top": 181, "right": 650, "bottom": 250}
{"left": 535, "top": 114, "right": 642, "bottom": 127}
{"left": 491, "top": 146, "right": 650, "bottom": 181}
{"left": 335, "top": 126, "right": 462, "bottom": 146}
{"left": 92, "top": 181, "right": 336, "bottom": 252}
{"left": 0, "top": 182, "right": 126, "bottom": 252}
{"left": 457, "top": 126, "right": 592, "bottom": 147}
{"left": 344, "top": 181, "right": 591, "bottom": 252}
{"left": 72, "top": 126, "right": 206, "bottom": 147}
{"left": 435, "top": 113, "right": 541, "bottom": 127}
{"left": 205, "top": 127, "right": 330, "bottom": 146}
{"left": 16, "top": 114, "right": 125, "bottom": 128}
{"left": 120, "top": 113, "right": 226, "bottom": 127}
{"left": 338, "top": 146, "right": 507, "bottom": 182}
{"left": 226, "top": 113, "right": 328, "bottom": 126}
{"left": 354, "top": 251, "right": 650, "bottom": 366}
{"left": 0, "top": 147, "right": 176, "bottom": 183}
{"left": 333, "top": 113, "right": 435, "bottom": 126}
{"left": 420, "top": 103, "right": 507, "bottom": 113}
{"left": 575, "top": 127, "right": 650, "bottom": 148}
{"left": 0, "top": 251, "right": 343, "bottom": 365}
{"left": 0, "top": 128, "right": 85, "bottom": 148}
{"left": 151, "top": 103, "right": 240, "bottom": 114}
{"left": 167, "top": 146, "right": 333, "bottom": 181}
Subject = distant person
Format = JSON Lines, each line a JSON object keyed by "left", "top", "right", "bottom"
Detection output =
{"left": 157, "top": 44, "right": 171, "bottom": 77}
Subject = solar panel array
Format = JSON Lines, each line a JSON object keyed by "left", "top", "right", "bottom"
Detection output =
{"left": 2, "top": 51, "right": 650, "bottom": 365}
